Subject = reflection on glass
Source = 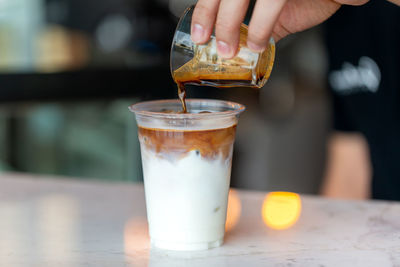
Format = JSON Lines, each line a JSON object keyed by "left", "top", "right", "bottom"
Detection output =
{"left": 124, "top": 217, "right": 149, "bottom": 263}
{"left": 225, "top": 189, "right": 242, "bottom": 232}
{"left": 261, "top": 192, "right": 301, "bottom": 230}
{"left": 36, "top": 194, "right": 80, "bottom": 262}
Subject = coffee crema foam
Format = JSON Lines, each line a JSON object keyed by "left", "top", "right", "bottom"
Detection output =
{"left": 138, "top": 125, "right": 236, "bottom": 160}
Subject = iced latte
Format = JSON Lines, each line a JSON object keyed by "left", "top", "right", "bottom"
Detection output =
{"left": 129, "top": 99, "right": 244, "bottom": 251}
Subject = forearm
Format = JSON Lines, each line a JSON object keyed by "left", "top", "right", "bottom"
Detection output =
{"left": 321, "top": 133, "right": 372, "bottom": 199}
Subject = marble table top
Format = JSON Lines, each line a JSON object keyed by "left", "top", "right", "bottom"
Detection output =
{"left": 1, "top": 173, "right": 400, "bottom": 267}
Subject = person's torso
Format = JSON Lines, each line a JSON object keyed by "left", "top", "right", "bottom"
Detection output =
{"left": 325, "top": 1, "right": 400, "bottom": 200}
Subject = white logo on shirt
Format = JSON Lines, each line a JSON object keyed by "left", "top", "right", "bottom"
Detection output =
{"left": 329, "top": 56, "right": 381, "bottom": 95}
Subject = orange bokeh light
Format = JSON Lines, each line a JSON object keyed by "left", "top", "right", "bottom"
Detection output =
{"left": 225, "top": 189, "right": 242, "bottom": 232}
{"left": 261, "top": 192, "right": 301, "bottom": 230}
{"left": 124, "top": 217, "right": 150, "bottom": 254}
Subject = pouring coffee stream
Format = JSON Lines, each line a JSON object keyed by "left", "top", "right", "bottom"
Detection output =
{"left": 174, "top": 65, "right": 259, "bottom": 113}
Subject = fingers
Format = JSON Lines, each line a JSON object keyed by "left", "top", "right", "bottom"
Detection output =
{"left": 191, "top": 0, "right": 221, "bottom": 44}
{"left": 192, "top": 0, "right": 287, "bottom": 57}
{"left": 215, "top": 0, "right": 250, "bottom": 58}
{"left": 247, "top": 0, "right": 287, "bottom": 52}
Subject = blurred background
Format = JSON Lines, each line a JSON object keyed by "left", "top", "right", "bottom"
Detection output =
{"left": 0, "top": 0, "right": 331, "bottom": 194}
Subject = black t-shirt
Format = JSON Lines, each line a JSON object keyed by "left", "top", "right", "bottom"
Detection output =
{"left": 325, "top": 1, "right": 400, "bottom": 200}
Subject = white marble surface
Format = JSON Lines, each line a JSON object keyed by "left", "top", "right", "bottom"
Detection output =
{"left": 1, "top": 173, "right": 400, "bottom": 266}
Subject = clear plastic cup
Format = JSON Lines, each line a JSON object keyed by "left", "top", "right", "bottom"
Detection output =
{"left": 129, "top": 99, "right": 245, "bottom": 251}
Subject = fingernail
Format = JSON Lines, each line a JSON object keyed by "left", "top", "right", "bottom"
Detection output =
{"left": 217, "top": 40, "right": 232, "bottom": 58}
{"left": 247, "top": 41, "right": 265, "bottom": 52}
{"left": 191, "top": 24, "right": 205, "bottom": 43}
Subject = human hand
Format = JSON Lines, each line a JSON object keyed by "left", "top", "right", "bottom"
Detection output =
{"left": 191, "top": 0, "right": 368, "bottom": 58}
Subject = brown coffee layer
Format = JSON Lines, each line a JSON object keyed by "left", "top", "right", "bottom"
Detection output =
{"left": 139, "top": 125, "right": 236, "bottom": 160}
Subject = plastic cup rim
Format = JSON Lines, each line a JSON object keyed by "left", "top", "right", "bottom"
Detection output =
{"left": 129, "top": 99, "right": 245, "bottom": 119}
